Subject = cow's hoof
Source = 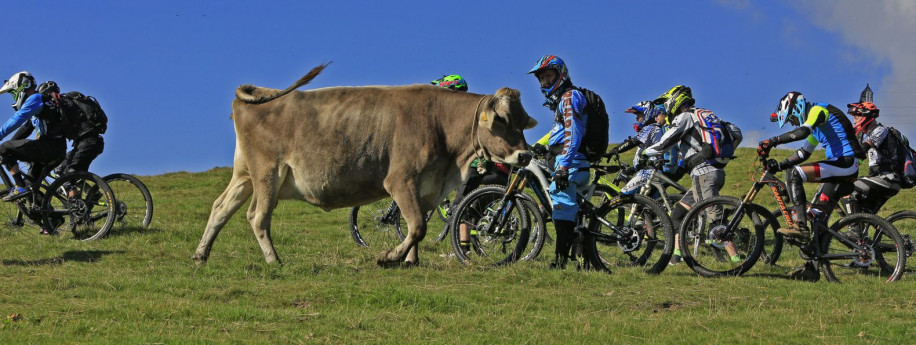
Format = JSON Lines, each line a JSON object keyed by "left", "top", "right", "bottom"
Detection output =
{"left": 402, "top": 260, "right": 419, "bottom": 268}
{"left": 376, "top": 250, "right": 402, "bottom": 268}
{"left": 192, "top": 254, "right": 208, "bottom": 266}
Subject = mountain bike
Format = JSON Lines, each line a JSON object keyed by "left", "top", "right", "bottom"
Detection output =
{"left": 449, "top": 156, "right": 675, "bottom": 273}
{"left": 0, "top": 161, "right": 116, "bottom": 241}
{"left": 99, "top": 173, "right": 154, "bottom": 230}
{"left": 46, "top": 171, "right": 154, "bottom": 232}
{"left": 679, "top": 151, "right": 906, "bottom": 282}
{"left": 349, "top": 195, "right": 455, "bottom": 248}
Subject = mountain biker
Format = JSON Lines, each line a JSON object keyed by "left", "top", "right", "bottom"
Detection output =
{"left": 758, "top": 92, "right": 864, "bottom": 237}
{"left": 0, "top": 72, "right": 67, "bottom": 202}
{"left": 36, "top": 81, "right": 106, "bottom": 177}
{"left": 643, "top": 85, "right": 737, "bottom": 264}
{"left": 527, "top": 55, "right": 591, "bottom": 269}
{"left": 845, "top": 102, "right": 900, "bottom": 214}
{"left": 431, "top": 74, "right": 510, "bottom": 256}
{"left": 757, "top": 92, "right": 865, "bottom": 280}
{"left": 607, "top": 101, "right": 682, "bottom": 187}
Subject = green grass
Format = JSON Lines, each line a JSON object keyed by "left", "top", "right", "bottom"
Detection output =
{"left": 1, "top": 148, "right": 915, "bottom": 344}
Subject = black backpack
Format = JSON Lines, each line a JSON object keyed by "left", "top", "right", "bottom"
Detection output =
{"left": 53, "top": 91, "right": 108, "bottom": 140}
{"left": 886, "top": 127, "right": 916, "bottom": 188}
{"left": 572, "top": 87, "right": 609, "bottom": 162}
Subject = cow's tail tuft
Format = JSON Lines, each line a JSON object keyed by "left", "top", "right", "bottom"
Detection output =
{"left": 235, "top": 62, "right": 331, "bottom": 104}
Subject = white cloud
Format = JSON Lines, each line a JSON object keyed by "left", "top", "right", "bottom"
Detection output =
{"left": 797, "top": 0, "right": 916, "bottom": 133}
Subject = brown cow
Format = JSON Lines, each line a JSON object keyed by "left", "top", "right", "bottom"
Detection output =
{"left": 192, "top": 64, "right": 536, "bottom": 266}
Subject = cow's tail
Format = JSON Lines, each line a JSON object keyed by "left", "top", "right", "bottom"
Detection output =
{"left": 235, "top": 63, "right": 330, "bottom": 104}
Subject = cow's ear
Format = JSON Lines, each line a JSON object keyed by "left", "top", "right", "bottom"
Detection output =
{"left": 524, "top": 116, "right": 538, "bottom": 130}
{"left": 481, "top": 110, "right": 507, "bottom": 131}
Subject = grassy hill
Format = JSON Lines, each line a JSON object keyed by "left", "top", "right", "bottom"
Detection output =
{"left": 0, "top": 148, "right": 914, "bottom": 343}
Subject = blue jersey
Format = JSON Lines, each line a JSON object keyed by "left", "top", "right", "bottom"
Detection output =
{"left": 800, "top": 103, "right": 860, "bottom": 160}
{"left": 0, "top": 93, "right": 46, "bottom": 140}
{"left": 546, "top": 89, "right": 589, "bottom": 169}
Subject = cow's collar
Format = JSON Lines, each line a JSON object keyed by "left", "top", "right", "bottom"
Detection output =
{"left": 472, "top": 95, "right": 493, "bottom": 165}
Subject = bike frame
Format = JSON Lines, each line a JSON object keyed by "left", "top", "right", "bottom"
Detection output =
{"left": 732, "top": 155, "right": 877, "bottom": 262}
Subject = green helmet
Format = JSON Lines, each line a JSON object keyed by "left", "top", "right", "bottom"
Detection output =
{"left": 653, "top": 85, "right": 694, "bottom": 115}
{"left": 431, "top": 74, "right": 468, "bottom": 91}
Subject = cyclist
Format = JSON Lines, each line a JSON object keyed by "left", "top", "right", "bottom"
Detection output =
{"left": 643, "top": 85, "right": 737, "bottom": 264}
{"left": 845, "top": 102, "right": 901, "bottom": 215}
{"left": 607, "top": 100, "right": 681, "bottom": 192}
{"left": 527, "top": 55, "right": 590, "bottom": 269}
{"left": 431, "top": 75, "right": 510, "bottom": 256}
{"left": 757, "top": 92, "right": 865, "bottom": 280}
{"left": 35, "top": 81, "right": 106, "bottom": 177}
{"left": 0, "top": 72, "right": 66, "bottom": 202}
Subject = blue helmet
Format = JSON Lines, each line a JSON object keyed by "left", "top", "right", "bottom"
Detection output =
{"left": 625, "top": 101, "right": 666, "bottom": 132}
{"left": 527, "top": 55, "right": 571, "bottom": 101}
{"left": 775, "top": 91, "right": 807, "bottom": 128}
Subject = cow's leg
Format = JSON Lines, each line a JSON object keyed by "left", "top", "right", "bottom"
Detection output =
{"left": 193, "top": 174, "right": 253, "bottom": 264}
{"left": 247, "top": 167, "right": 283, "bottom": 264}
{"left": 377, "top": 182, "right": 426, "bottom": 267}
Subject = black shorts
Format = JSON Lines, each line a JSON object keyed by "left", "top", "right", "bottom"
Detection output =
{"left": 0, "top": 137, "right": 67, "bottom": 167}
{"left": 57, "top": 135, "right": 105, "bottom": 173}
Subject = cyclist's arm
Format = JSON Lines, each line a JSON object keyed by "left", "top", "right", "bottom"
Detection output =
{"left": 779, "top": 135, "right": 816, "bottom": 168}
{"left": 644, "top": 114, "right": 687, "bottom": 156}
{"left": 0, "top": 94, "right": 41, "bottom": 140}
{"left": 555, "top": 90, "right": 587, "bottom": 169}
{"left": 10, "top": 121, "right": 33, "bottom": 141}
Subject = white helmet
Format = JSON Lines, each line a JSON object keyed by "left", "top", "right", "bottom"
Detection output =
{"left": 0, "top": 71, "right": 35, "bottom": 110}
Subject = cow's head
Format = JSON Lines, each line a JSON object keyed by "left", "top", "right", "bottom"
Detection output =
{"left": 478, "top": 87, "right": 537, "bottom": 166}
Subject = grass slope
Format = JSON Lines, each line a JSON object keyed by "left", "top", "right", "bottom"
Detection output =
{"left": 0, "top": 148, "right": 914, "bottom": 344}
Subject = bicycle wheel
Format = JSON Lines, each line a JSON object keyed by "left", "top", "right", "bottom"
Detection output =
{"left": 746, "top": 203, "right": 782, "bottom": 266}
{"left": 818, "top": 213, "right": 906, "bottom": 283}
{"left": 887, "top": 210, "right": 916, "bottom": 265}
{"left": 679, "top": 196, "right": 766, "bottom": 277}
{"left": 348, "top": 199, "right": 406, "bottom": 248}
{"left": 519, "top": 196, "right": 546, "bottom": 262}
{"left": 102, "top": 173, "right": 154, "bottom": 230}
{"left": 585, "top": 193, "right": 674, "bottom": 274}
{"left": 449, "top": 186, "right": 531, "bottom": 266}
{"left": 43, "top": 171, "right": 116, "bottom": 241}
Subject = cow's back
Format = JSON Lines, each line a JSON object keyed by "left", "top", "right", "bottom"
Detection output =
{"left": 232, "top": 85, "right": 479, "bottom": 209}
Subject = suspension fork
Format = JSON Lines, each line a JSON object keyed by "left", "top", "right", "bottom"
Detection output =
{"left": 479, "top": 170, "right": 528, "bottom": 234}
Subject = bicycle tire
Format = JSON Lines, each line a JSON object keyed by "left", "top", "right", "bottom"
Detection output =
{"left": 43, "top": 171, "right": 116, "bottom": 241}
{"left": 348, "top": 199, "right": 406, "bottom": 248}
{"left": 818, "top": 212, "right": 906, "bottom": 283}
{"left": 102, "top": 173, "right": 154, "bottom": 230}
{"left": 678, "top": 196, "right": 766, "bottom": 277}
{"left": 519, "top": 196, "right": 546, "bottom": 262}
{"left": 449, "top": 186, "right": 531, "bottom": 266}
{"left": 584, "top": 193, "right": 675, "bottom": 274}
{"left": 886, "top": 210, "right": 916, "bottom": 262}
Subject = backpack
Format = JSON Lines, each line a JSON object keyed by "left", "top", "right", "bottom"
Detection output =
{"left": 572, "top": 87, "right": 609, "bottom": 162}
{"left": 886, "top": 127, "right": 916, "bottom": 188}
{"left": 51, "top": 91, "right": 108, "bottom": 140}
{"left": 690, "top": 109, "right": 742, "bottom": 168}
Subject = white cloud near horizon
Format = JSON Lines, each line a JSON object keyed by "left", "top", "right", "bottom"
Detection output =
{"left": 798, "top": 0, "right": 916, "bottom": 132}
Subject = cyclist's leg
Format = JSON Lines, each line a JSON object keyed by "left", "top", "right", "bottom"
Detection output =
{"left": 548, "top": 166, "right": 589, "bottom": 267}
{"left": 850, "top": 174, "right": 901, "bottom": 213}
{"left": 60, "top": 135, "right": 105, "bottom": 174}
{"left": 0, "top": 139, "right": 36, "bottom": 186}
{"left": 787, "top": 158, "right": 858, "bottom": 229}
{"left": 455, "top": 169, "right": 483, "bottom": 254}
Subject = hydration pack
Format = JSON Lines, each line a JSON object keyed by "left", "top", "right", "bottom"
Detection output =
{"left": 572, "top": 87, "right": 609, "bottom": 162}
{"left": 691, "top": 108, "right": 742, "bottom": 168}
{"left": 887, "top": 127, "right": 916, "bottom": 188}
{"left": 42, "top": 87, "right": 108, "bottom": 140}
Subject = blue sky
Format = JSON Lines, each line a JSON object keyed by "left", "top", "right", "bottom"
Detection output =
{"left": 2, "top": 1, "right": 913, "bottom": 176}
